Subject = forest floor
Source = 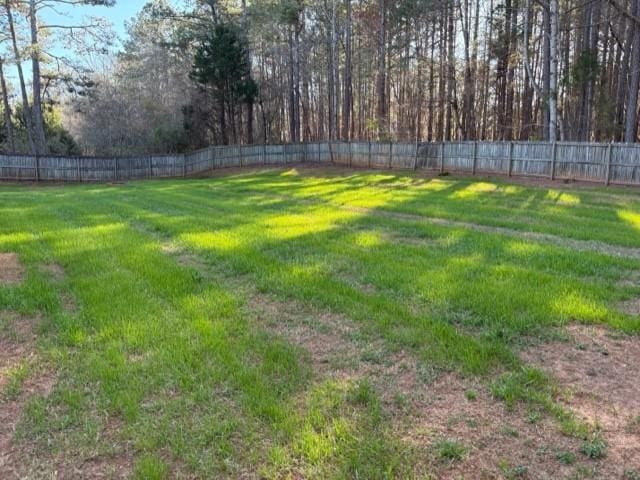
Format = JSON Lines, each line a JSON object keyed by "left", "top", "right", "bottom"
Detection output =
{"left": 1, "top": 167, "right": 639, "bottom": 479}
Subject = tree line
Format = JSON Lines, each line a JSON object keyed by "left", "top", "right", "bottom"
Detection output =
{"left": 0, "top": 0, "right": 114, "bottom": 155}
{"left": 2, "top": 0, "right": 640, "bottom": 156}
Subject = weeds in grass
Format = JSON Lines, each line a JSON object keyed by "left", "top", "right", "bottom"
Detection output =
{"left": 625, "top": 469, "right": 640, "bottom": 480}
{"left": 2, "top": 359, "right": 33, "bottom": 400}
{"left": 555, "top": 449, "right": 577, "bottom": 465}
{"left": 580, "top": 435, "right": 607, "bottom": 459}
{"left": 626, "top": 415, "right": 640, "bottom": 434}
{"left": 526, "top": 409, "right": 543, "bottom": 425}
{"left": 464, "top": 389, "right": 477, "bottom": 401}
{"left": 434, "top": 439, "right": 468, "bottom": 462}
{"left": 133, "top": 454, "right": 168, "bottom": 480}
{"left": 498, "top": 460, "right": 529, "bottom": 479}
{"left": 500, "top": 424, "right": 519, "bottom": 437}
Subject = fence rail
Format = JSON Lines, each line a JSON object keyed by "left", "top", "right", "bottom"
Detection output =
{"left": 1, "top": 140, "right": 640, "bottom": 186}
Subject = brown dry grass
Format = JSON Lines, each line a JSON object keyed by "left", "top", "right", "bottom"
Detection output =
{"left": 522, "top": 325, "right": 640, "bottom": 478}
{"left": 618, "top": 298, "right": 640, "bottom": 316}
{"left": 38, "top": 263, "right": 65, "bottom": 283}
{"left": 0, "top": 311, "right": 56, "bottom": 479}
{"left": 0, "top": 253, "right": 25, "bottom": 285}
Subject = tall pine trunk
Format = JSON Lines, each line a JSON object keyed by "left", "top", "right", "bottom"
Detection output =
{"left": 6, "top": 0, "right": 36, "bottom": 154}
{"left": 0, "top": 57, "right": 15, "bottom": 152}
{"left": 376, "top": 0, "right": 388, "bottom": 139}
{"left": 624, "top": 0, "right": 640, "bottom": 142}
{"left": 341, "top": 0, "right": 352, "bottom": 140}
{"left": 29, "top": 0, "right": 47, "bottom": 154}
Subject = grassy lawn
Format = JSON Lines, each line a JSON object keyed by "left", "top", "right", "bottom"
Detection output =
{"left": 1, "top": 168, "right": 639, "bottom": 479}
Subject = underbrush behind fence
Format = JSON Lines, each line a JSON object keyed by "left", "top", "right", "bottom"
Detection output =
{"left": 1, "top": 140, "right": 639, "bottom": 186}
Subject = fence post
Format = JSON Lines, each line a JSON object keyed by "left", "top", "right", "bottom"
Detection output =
{"left": 183, "top": 155, "right": 186, "bottom": 178}
{"left": 472, "top": 141, "right": 478, "bottom": 175}
{"left": 368, "top": 141, "right": 372, "bottom": 168}
{"left": 507, "top": 141, "right": 514, "bottom": 177}
{"left": 114, "top": 158, "right": 118, "bottom": 181}
{"left": 440, "top": 141, "right": 445, "bottom": 174}
{"left": 148, "top": 156, "right": 152, "bottom": 179}
{"left": 550, "top": 142, "right": 557, "bottom": 180}
{"left": 35, "top": 156, "right": 40, "bottom": 182}
{"left": 349, "top": 141, "right": 352, "bottom": 168}
{"left": 78, "top": 157, "right": 82, "bottom": 182}
{"left": 605, "top": 142, "right": 613, "bottom": 186}
{"left": 388, "top": 142, "right": 393, "bottom": 169}
{"left": 413, "top": 141, "right": 419, "bottom": 171}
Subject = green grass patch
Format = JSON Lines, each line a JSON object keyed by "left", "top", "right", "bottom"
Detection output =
{"left": 434, "top": 439, "right": 468, "bottom": 463}
{"left": 1, "top": 170, "right": 638, "bottom": 477}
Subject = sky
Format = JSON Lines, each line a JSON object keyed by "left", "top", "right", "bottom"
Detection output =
{"left": 43, "top": 0, "right": 153, "bottom": 42}
{"left": 3, "top": 1, "right": 182, "bottom": 87}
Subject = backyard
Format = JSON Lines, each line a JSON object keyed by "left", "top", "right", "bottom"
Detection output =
{"left": 1, "top": 167, "right": 639, "bottom": 479}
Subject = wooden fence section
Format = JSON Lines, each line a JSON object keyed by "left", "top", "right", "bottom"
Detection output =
{"left": 1, "top": 141, "right": 640, "bottom": 185}
{"left": 419, "top": 141, "right": 640, "bottom": 185}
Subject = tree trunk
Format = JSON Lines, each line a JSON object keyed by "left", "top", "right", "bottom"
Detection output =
{"left": 625, "top": 0, "right": 640, "bottom": 142}
{"left": 520, "top": 0, "right": 535, "bottom": 139}
{"left": 504, "top": 0, "right": 518, "bottom": 140}
{"left": 218, "top": 96, "right": 228, "bottom": 145}
{"left": 341, "top": 0, "right": 352, "bottom": 140}
{"left": 5, "top": 0, "right": 36, "bottom": 154}
{"left": 542, "top": 4, "right": 550, "bottom": 140}
{"left": 0, "top": 57, "right": 15, "bottom": 153}
{"left": 445, "top": 1, "right": 455, "bottom": 141}
{"left": 29, "top": 0, "right": 47, "bottom": 154}
{"left": 436, "top": 10, "right": 446, "bottom": 140}
{"left": 288, "top": 28, "right": 297, "bottom": 142}
{"left": 459, "top": 0, "right": 472, "bottom": 139}
{"left": 549, "top": 0, "right": 559, "bottom": 141}
{"left": 376, "top": 0, "right": 388, "bottom": 139}
{"left": 241, "top": 0, "right": 253, "bottom": 144}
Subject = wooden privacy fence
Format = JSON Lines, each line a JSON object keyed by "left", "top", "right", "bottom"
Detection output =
{"left": 1, "top": 140, "right": 640, "bottom": 186}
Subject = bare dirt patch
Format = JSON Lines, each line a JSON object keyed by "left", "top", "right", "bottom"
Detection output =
{"left": 0, "top": 312, "right": 40, "bottom": 390}
{"left": 0, "top": 253, "right": 25, "bottom": 285}
{"left": 247, "top": 293, "right": 363, "bottom": 376}
{"left": 11, "top": 416, "right": 134, "bottom": 480}
{"left": 69, "top": 453, "right": 133, "bottom": 480}
{"left": 0, "top": 311, "right": 57, "bottom": 479}
{"left": 53, "top": 417, "right": 133, "bottom": 480}
{"left": 397, "top": 373, "right": 599, "bottom": 480}
{"left": 522, "top": 325, "right": 640, "bottom": 478}
{"left": 617, "top": 270, "right": 640, "bottom": 288}
{"left": 0, "top": 310, "right": 130, "bottom": 479}
{"left": 618, "top": 298, "right": 640, "bottom": 316}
